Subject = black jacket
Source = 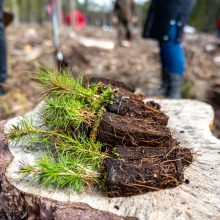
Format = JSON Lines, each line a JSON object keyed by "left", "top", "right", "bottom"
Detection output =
{"left": 143, "top": 0, "right": 195, "bottom": 42}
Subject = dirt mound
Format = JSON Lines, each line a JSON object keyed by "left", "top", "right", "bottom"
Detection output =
{"left": 103, "top": 143, "right": 193, "bottom": 197}
{"left": 107, "top": 89, "right": 168, "bottom": 125}
{"left": 98, "top": 112, "right": 172, "bottom": 148}
{"left": 104, "top": 157, "right": 183, "bottom": 197}
{"left": 96, "top": 87, "right": 193, "bottom": 197}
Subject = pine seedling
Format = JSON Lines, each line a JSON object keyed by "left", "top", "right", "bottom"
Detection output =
{"left": 37, "top": 68, "right": 97, "bottom": 100}
{"left": 53, "top": 134, "right": 107, "bottom": 167}
{"left": 7, "top": 118, "right": 52, "bottom": 148}
{"left": 7, "top": 118, "right": 38, "bottom": 141}
{"left": 7, "top": 68, "right": 115, "bottom": 193}
{"left": 37, "top": 68, "right": 115, "bottom": 112}
{"left": 42, "top": 95, "right": 95, "bottom": 130}
{"left": 20, "top": 152, "right": 99, "bottom": 192}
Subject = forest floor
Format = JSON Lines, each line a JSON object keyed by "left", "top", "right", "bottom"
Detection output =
{"left": 1, "top": 23, "right": 220, "bottom": 137}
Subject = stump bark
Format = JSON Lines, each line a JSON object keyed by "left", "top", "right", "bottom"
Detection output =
{"left": 1, "top": 100, "right": 220, "bottom": 220}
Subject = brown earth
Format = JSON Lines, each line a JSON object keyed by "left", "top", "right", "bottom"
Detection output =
{"left": 97, "top": 88, "right": 193, "bottom": 197}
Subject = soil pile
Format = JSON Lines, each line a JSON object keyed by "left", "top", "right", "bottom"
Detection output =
{"left": 96, "top": 80, "right": 193, "bottom": 197}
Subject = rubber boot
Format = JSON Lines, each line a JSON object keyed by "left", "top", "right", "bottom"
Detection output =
{"left": 148, "top": 71, "right": 169, "bottom": 97}
{"left": 166, "top": 74, "right": 182, "bottom": 99}
{"left": 0, "top": 86, "right": 6, "bottom": 96}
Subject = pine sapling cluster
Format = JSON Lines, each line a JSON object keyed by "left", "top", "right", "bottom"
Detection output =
{"left": 8, "top": 68, "right": 115, "bottom": 192}
{"left": 7, "top": 68, "right": 193, "bottom": 197}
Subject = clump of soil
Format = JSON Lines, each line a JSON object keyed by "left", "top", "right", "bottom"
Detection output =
{"left": 106, "top": 89, "right": 168, "bottom": 125}
{"left": 96, "top": 81, "right": 193, "bottom": 197}
{"left": 207, "top": 83, "right": 220, "bottom": 138}
{"left": 98, "top": 112, "right": 171, "bottom": 148}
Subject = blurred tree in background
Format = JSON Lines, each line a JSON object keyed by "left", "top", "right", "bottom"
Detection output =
{"left": 3, "top": 0, "right": 220, "bottom": 33}
{"left": 190, "top": 0, "right": 220, "bottom": 32}
{"left": 4, "top": 0, "right": 46, "bottom": 23}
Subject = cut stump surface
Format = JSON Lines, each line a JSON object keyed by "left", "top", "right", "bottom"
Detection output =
{"left": 1, "top": 100, "right": 220, "bottom": 220}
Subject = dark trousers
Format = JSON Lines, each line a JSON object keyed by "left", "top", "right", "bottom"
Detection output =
{"left": 0, "top": 0, "right": 7, "bottom": 83}
{"left": 159, "top": 22, "right": 185, "bottom": 76}
{"left": 117, "top": 20, "right": 132, "bottom": 43}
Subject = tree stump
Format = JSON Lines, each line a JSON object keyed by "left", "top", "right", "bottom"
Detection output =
{"left": 1, "top": 100, "right": 220, "bottom": 220}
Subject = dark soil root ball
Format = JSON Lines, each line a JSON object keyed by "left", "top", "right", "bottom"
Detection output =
{"left": 145, "top": 100, "right": 161, "bottom": 110}
{"left": 107, "top": 89, "right": 168, "bottom": 125}
{"left": 175, "top": 147, "right": 194, "bottom": 166}
{"left": 208, "top": 83, "right": 220, "bottom": 107}
{"left": 114, "top": 146, "right": 170, "bottom": 160}
{"left": 97, "top": 112, "right": 173, "bottom": 148}
{"left": 104, "top": 157, "right": 184, "bottom": 197}
{"left": 87, "top": 76, "right": 135, "bottom": 92}
{"left": 114, "top": 145, "right": 193, "bottom": 166}
{"left": 81, "top": 79, "right": 193, "bottom": 197}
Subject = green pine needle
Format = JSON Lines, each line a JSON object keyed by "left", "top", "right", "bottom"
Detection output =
{"left": 7, "top": 68, "right": 115, "bottom": 192}
{"left": 20, "top": 152, "right": 99, "bottom": 192}
{"left": 42, "top": 95, "right": 95, "bottom": 130}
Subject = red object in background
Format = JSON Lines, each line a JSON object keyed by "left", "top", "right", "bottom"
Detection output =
{"left": 65, "top": 10, "right": 86, "bottom": 29}
{"left": 217, "top": 17, "right": 220, "bottom": 29}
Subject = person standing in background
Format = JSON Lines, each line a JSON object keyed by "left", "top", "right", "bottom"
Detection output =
{"left": 0, "top": 0, "right": 7, "bottom": 95}
{"left": 143, "top": 0, "right": 195, "bottom": 99}
{"left": 112, "top": 0, "right": 137, "bottom": 46}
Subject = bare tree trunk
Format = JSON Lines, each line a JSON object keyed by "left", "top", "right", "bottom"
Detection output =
{"left": 69, "top": 0, "right": 75, "bottom": 28}
{"left": 57, "top": 0, "right": 63, "bottom": 27}
{"left": 26, "top": 0, "right": 31, "bottom": 22}
{"left": 11, "top": 0, "right": 19, "bottom": 25}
